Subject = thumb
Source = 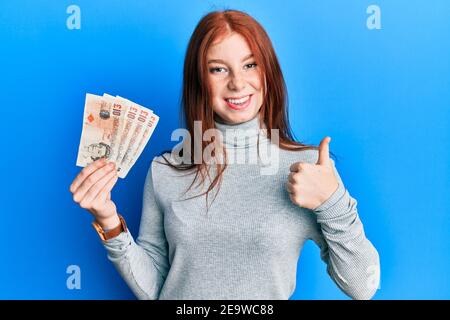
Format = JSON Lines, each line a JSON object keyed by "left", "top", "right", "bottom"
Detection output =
{"left": 317, "top": 136, "right": 331, "bottom": 165}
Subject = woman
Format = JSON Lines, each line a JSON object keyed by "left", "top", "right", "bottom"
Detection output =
{"left": 69, "top": 9, "right": 380, "bottom": 300}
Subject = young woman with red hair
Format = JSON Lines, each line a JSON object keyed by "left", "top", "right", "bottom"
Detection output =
{"left": 70, "top": 9, "right": 380, "bottom": 300}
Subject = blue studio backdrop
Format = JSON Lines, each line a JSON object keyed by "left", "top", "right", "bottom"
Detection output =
{"left": 0, "top": 0, "right": 449, "bottom": 299}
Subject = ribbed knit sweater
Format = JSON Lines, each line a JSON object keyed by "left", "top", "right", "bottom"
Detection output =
{"left": 102, "top": 114, "right": 380, "bottom": 300}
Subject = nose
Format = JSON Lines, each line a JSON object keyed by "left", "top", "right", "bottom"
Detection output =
{"left": 227, "top": 72, "right": 246, "bottom": 91}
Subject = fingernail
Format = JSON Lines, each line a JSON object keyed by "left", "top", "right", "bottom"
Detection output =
{"left": 108, "top": 162, "right": 115, "bottom": 168}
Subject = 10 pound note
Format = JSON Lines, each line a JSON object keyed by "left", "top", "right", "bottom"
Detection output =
{"left": 76, "top": 93, "right": 159, "bottom": 179}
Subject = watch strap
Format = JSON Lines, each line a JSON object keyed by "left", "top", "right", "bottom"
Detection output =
{"left": 92, "top": 214, "right": 127, "bottom": 241}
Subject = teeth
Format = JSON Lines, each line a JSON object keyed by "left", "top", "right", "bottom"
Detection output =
{"left": 226, "top": 95, "right": 250, "bottom": 104}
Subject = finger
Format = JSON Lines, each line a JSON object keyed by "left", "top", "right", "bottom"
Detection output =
{"left": 288, "top": 173, "right": 296, "bottom": 184}
{"left": 317, "top": 136, "right": 331, "bottom": 166}
{"left": 79, "top": 168, "right": 117, "bottom": 207}
{"left": 288, "top": 193, "right": 298, "bottom": 204}
{"left": 73, "top": 162, "right": 116, "bottom": 203}
{"left": 285, "top": 181, "right": 294, "bottom": 194}
{"left": 70, "top": 157, "right": 107, "bottom": 193}
{"left": 96, "top": 173, "right": 119, "bottom": 204}
{"left": 290, "top": 162, "right": 304, "bottom": 172}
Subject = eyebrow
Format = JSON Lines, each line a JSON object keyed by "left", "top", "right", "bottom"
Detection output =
{"left": 207, "top": 53, "right": 254, "bottom": 64}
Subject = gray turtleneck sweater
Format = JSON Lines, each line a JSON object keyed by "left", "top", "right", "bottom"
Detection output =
{"left": 101, "top": 114, "right": 380, "bottom": 300}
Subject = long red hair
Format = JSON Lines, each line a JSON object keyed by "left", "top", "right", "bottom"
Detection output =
{"left": 158, "top": 9, "right": 328, "bottom": 211}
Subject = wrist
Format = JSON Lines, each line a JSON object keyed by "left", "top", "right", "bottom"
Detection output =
{"left": 96, "top": 214, "right": 120, "bottom": 231}
{"left": 92, "top": 214, "right": 127, "bottom": 241}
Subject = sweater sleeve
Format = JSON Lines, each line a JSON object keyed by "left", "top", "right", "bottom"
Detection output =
{"left": 100, "top": 158, "right": 170, "bottom": 299}
{"left": 309, "top": 158, "right": 380, "bottom": 300}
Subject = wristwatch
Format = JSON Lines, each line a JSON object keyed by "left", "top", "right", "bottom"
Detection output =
{"left": 92, "top": 214, "right": 127, "bottom": 241}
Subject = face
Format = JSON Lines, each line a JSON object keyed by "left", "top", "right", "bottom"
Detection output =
{"left": 87, "top": 143, "right": 109, "bottom": 160}
{"left": 206, "top": 32, "right": 264, "bottom": 125}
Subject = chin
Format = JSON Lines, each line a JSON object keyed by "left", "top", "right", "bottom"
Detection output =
{"left": 216, "top": 109, "right": 258, "bottom": 124}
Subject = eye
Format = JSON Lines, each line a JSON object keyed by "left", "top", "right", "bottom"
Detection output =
{"left": 244, "top": 62, "right": 257, "bottom": 70}
{"left": 209, "top": 67, "right": 227, "bottom": 74}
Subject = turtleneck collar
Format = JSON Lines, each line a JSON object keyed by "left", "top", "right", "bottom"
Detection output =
{"left": 214, "top": 113, "right": 267, "bottom": 149}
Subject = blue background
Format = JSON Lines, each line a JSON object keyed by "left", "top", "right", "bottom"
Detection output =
{"left": 0, "top": 0, "right": 449, "bottom": 299}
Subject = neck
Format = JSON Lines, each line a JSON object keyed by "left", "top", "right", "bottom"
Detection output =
{"left": 214, "top": 113, "right": 266, "bottom": 149}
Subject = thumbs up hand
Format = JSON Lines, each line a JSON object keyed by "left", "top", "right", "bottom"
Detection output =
{"left": 286, "top": 136, "right": 339, "bottom": 211}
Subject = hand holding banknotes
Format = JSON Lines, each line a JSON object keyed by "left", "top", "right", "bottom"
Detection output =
{"left": 70, "top": 157, "right": 120, "bottom": 229}
{"left": 70, "top": 93, "right": 159, "bottom": 229}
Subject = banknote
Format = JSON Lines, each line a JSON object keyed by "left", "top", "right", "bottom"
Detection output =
{"left": 116, "top": 96, "right": 154, "bottom": 178}
{"left": 102, "top": 93, "right": 129, "bottom": 164}
{"left": 76, "top": 93, "right": 116, "bottom": 167}
{"left": 76, "top": 93, "right": 159, "bottom": 178}
{"left": 113, "top": 97, "right": 139, "bottom": 174}
{"left": 119, "top": 111, "right": 159, "bottom": 177}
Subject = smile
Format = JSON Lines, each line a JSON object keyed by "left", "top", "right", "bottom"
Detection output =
{"left": 224, "top": 94, "right": 252, "bottom": 110}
